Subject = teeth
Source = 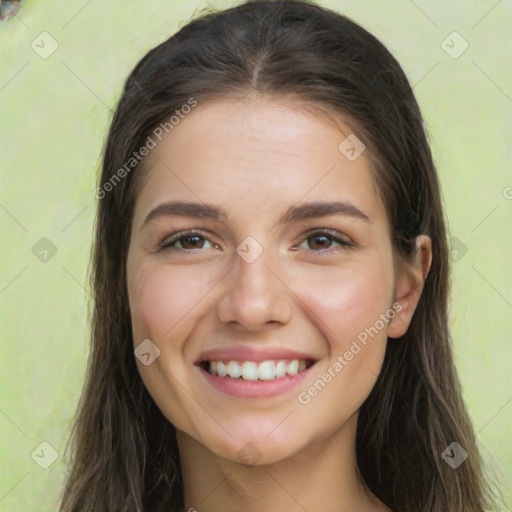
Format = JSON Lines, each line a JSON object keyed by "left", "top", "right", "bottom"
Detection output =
{"left": 275, "top": 360, "right": 286, "bottom": 378}
{"left": 227, "top": 361, "right": 242, "bottom": 378}
{"left": 208, "top": 361, "right": 217, "bottom": 375}
{"left": 258, "top": 360, "right": 275, "bottom": 380}
{"left": 205, "top": 358, "right": 311, "bottom": 380}
{"left": 241, "top": 361, "right": 258, "bottom": 380}
{"left": 286, "top": 359, "right": 299, "bottom": 375}
{"left": 228, "top": 361, "right": 242, "bottom": 379}
{"left": 217, "top": 361, "right": 227, "bottom": 377}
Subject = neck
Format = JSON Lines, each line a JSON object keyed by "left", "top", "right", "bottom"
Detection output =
{"left": 178, "top": 413, "right": 390, "bottom": 512}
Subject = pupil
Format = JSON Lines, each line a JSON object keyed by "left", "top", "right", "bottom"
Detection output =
{"left": 184, "top": 235, "right": 202, "bottom": 249}
{"left": 311, "top": 235, "right": 329, "bottom": 249}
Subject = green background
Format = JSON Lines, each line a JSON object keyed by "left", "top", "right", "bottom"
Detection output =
{"left": 1, "top": 1, "right": 511, "bottom": 510}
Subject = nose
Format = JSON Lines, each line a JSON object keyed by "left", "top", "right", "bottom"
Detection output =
{"left": 217, "top": 249, "right": 293, "bottom": 331}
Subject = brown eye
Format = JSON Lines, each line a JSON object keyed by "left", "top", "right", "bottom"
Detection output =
{"left": 307, "top": 234, "right": 333, "bottom": 250}
{"left": 179, "top": 235, "right": 206, "bottom": 249}
{"left": 299, "top": 230, "right": 354, "bottom": 252}
{"left": 158, "top": 230, "right": 217, "bottom": 252}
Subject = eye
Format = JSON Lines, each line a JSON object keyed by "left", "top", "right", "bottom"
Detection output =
{"left": 157, "top": 229, "right": 354, "bottom": 253}
{"left": 158, "top": 230, "right": 219, "bottom": 252}
{"left": 296, "top": 229, "right": 354, "bottom": 252}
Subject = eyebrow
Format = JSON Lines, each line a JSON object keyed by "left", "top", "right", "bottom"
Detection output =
{"left": 141, "top": 200, "right": 370, "bottom": 229}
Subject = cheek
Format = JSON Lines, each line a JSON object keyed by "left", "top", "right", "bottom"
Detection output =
{"left": 292, "top": 252, "right": 392, "bottom": 345}
{"left": 291, "top": 253, "right": 391, "bottom": 423}
{"left": 127, "top": 261, "right": 220, "bottom": 435}
{"left": 129, "top": 262, "right": 215, "bottom": 344}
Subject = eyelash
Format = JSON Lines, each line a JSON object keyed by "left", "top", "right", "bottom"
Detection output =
{"left": 157, "top": 229, "right": 355, "bottom": 253}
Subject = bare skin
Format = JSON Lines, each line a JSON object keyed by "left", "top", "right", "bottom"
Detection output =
{"left": 126, "top": 96, "right": 431, "bottom": 512}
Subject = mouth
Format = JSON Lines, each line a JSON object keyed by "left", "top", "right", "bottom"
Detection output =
{"left": 195, "top": 356, "right": 317, "bottom": 398}
{"left": 198, "top": 358, "right": 316, "bottom": 381}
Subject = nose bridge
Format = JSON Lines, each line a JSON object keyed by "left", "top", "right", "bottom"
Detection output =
{"left": 217, "top": 241, "right": 292, "bottom": 328}
{"left": 236, "top": 247, "right": 275, "bottom": 294}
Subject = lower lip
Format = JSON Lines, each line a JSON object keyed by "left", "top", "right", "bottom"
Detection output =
{"left": 197, "top": 364, "right": 313, "bottom": 398}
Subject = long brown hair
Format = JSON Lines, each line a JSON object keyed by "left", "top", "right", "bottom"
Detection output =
{"left": 59, "top": 1, "right": 501, "bottom": 510}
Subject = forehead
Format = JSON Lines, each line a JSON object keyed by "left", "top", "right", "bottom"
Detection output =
{"left": 133, "top": 97, "right": 383, "bottom": 225}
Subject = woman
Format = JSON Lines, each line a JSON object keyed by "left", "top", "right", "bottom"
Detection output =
{"left": 59, "top": 1, "right": 499, "bottom": 510}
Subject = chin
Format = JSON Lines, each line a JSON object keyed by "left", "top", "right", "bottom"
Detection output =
{"left": 208, "top": 422, "right": 320, "bottom": 468}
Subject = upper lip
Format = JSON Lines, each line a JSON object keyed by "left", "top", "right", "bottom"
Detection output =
{"left": 195, "top": 346, "right": 317, "bottom": 364}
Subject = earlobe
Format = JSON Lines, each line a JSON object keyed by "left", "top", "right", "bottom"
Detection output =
{"left": 387, "top": 235, "right": 432, "bottom": 339}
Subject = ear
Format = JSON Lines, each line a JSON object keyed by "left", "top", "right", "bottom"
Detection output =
{"left": 387, "top": 235, "right": 432, "bottom": 339}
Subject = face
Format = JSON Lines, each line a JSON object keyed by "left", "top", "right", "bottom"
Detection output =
{"left": 126, "top": 96, "right": 415, "bottom": 465}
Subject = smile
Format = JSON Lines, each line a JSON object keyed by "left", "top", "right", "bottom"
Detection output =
{"left": 197, "top": 357, "right": 316, "bottom": 398}
{"left": 201, "top": 358, "right": 315, "bottom": 381}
